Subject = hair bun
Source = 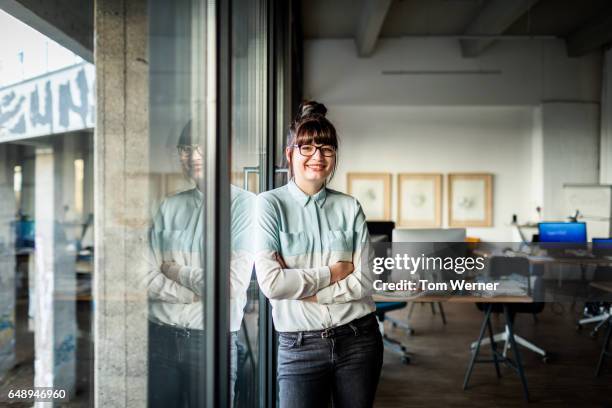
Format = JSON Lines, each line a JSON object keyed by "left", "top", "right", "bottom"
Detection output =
{"left": 297, "top": 100, "right": 327, "bottom": 120}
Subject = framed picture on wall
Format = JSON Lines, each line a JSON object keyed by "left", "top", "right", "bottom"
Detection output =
{"left": 347, "top": 172, "right": 392, "bottom": 221}
{"left": 397, "top": 173, "right": 442, "bottom": 227}
{"left": 448, "top": 173, "right": 493, "bottom": 227}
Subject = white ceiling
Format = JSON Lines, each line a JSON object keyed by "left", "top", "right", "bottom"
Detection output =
{"left": 302, "top": 0, "right": 612, "bottom": 57}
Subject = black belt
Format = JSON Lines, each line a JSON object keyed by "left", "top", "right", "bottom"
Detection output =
{"left": 149, "top": 320, "right": 204, "bottom": 338}
{"left": 149, "top": 321, "right": 239, "bottom": 338}
{"left": 280, "top": 312, "right": 378, "bottom": 340}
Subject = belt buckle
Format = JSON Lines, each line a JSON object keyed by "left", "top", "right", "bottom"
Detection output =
{"left": 321, "top": 328, "right": 333, "bottom": 338}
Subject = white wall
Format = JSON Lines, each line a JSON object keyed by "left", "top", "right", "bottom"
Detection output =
{"left": 305, "top": 38, "right": 602, "bottom": 241}
{"left": 540, "top": 102, "right": 600, "bottom": 219}
{"left": 305, "top": 38, "right": 601, "bottom": 106}
{"left": 600, "top": 49, "right": 612, "bottom": 184}
{"left": 326, "top": 105, "right": 534, "bottom": 241}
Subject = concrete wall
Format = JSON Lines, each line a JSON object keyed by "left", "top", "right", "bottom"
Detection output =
{"left": 94, "top": 0, "right": 149, "bottom": 406}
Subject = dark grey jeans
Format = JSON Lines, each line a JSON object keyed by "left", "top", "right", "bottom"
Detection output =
{"left": 277, "top": 313, "right": 384, "bottom": 408}
{"left": 148, "top": 321, "right": 238, "bottom": 408}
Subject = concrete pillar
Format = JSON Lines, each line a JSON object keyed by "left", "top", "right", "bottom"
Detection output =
{"left": 539, "top": 102, "right": 600, "bottom": 220}
{"left": 94, "top": 0, "right": 149, "bottom": 406}
{"left": 0, "top": 144, "right": 16, "bottom": 379}
{"left": 600, "top": 49, "right": 612, "bottom": 184}
{"left": 33, "top": 144, "right": 78, "bottom": 402}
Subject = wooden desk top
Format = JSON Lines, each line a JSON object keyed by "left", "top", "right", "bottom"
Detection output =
{"left": 373, "top": 294, "right": 533, "bottom": 303}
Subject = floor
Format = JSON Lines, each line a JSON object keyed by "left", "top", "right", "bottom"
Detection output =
{"left": 374, "top": 302, "right": 612, "bottom": 407}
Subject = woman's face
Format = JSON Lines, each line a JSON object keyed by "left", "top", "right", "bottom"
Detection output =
{"left": 178, "top": 145, "right": 204, "bottom": 182}
{"left": 287, "top": 143, "right": 336, "bottom": 186}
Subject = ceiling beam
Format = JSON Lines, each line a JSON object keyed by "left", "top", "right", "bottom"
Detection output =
{"left": 566, "top": 11, "right": 612, "bottom": 57}
{"left": 355, "top": 0, "right": 393, "bottom": 57}
{"left": 460, "top": 0, "right": 540, "bottom": 58}
{"left": 0, "top": 0, "right": 93, "bottom": 63}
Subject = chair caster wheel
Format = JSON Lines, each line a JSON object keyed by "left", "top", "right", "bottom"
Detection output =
{"left": 542, "top": 355, "right": 549, "bottom": 363}
{"left": 401, "top": 356, "right": 410, "bottom": 364}
{"left": 576, "top": 324, "right": 582, "bottom": 331}
{"left": 589, "top": 331, "right": 598, "bottom": 339}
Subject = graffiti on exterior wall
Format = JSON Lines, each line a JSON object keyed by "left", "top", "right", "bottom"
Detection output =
{"left": 0, "top": 63, "right": 95, "bottom": 140}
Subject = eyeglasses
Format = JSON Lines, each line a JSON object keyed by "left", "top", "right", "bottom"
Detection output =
{"left": 293, "top": 144, "right": 336, "bottom": 157}
{"left": 177, "top": 145, "right": 203, "bottom": 156}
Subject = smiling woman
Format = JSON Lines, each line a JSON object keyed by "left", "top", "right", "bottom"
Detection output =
{"left": 254, "top": 101, "right": 384, "bottom": 408}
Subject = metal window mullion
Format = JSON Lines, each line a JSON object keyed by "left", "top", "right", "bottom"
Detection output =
{"left": 203, "top": 0, "right": 232, "bottom": 407}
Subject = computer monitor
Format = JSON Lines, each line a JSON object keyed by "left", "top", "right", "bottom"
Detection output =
{"left": 538, "top": 222, "right": 587, "bottom": 243}
{"left": 391, "top": 228, "right": 467, "bottom": 283}
{"left": 392, "top": 228, "right": 466, "bottom": 243}
{"left": 592, "top": 238, "right": 612, "bottom": 257}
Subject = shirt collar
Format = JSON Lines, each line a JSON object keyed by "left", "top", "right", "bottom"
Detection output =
{"left": 288, "top": 179, "right": 327, "bottom": 208}
{"left": 192, "top": 187, "right": 203, "bottom": 206}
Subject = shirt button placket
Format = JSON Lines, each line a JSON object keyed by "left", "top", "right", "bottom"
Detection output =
{"left": 311, "top": 200, "right": 333, "bottom": 328}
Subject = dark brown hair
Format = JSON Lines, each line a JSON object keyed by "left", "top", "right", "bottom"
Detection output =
{"left": 286, "top": 101, "right": 338, "bottom": 181}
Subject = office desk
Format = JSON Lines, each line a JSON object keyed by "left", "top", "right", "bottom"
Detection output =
{"left": 374, "top": 293, "right": 533, "bottom": 400}
{"left": 473, "top": 249, "right": 612, "bottom": 301}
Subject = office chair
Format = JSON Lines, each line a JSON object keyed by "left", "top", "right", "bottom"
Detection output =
{"left": 464, "top": 256, "right": 546, "bottom": 402}
{"left": 596, "top": 316, "right": 611, "bottom": 376}
{"left": 468, "top": 257, "right": 547, "bottom": 361}
{"left": 577, "top": 266, "right": 612, "bottom": 337}
{"left": 376, "top": 302, "right": 411, "bottom": 364}
{"left": 367, "top": 221, "right": 412, "bottom": 364}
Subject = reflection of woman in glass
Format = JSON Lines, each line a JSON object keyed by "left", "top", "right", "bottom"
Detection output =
{"left": 255, "top": 102, "right": 383, "bottom": 407}
{"left": 142, "top": 121, "right": 253, "bottom": 407}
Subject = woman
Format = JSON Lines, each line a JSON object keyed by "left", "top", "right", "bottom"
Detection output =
{"left": 141, "top": 121, "right": 253, "bottom": 407}
{"left": 255, "top": 101, "right": 383, "bottom": 408}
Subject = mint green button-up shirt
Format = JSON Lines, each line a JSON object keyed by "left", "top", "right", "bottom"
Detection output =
{"left": 141, "top": 185, "right": 254, "bottom": 331}
{"left": 255, "top": 180, "right": 375, "bottom": 332}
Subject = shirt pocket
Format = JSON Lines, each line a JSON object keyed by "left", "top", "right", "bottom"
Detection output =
{"left": 325, "top": 230, "right": 354, "bottom": 263}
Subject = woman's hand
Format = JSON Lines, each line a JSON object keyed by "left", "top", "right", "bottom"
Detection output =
{"left": 161, "top": 260, "right": 182, "bottom": 281}
{"left": 330, "top": 261, "right": 354, "bottom": 283}
{"left": 274, "top": 253, "right": 288, "bottom": 269}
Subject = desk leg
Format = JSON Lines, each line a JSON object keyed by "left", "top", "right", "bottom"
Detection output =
{"left": 438, "top": 302, "right": 447, "bottom": 325}
{"left": 504, "top": 305, "right": 529, "bottom": 402}
{"left": 463, "top": 304, "right": 492, "bottom": 390}
{"left": 487, "top": 318, "right": 501, "bottom": 379}
{"left": 595, "top": 317, "right": 611, "bottom": 377}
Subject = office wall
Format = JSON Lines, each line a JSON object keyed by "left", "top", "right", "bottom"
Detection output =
{"left": 305, "top": 38, "right": 601, "bottom": 107}
{"left": 304, "top": 38, "right": 602, "bottom": 241}
{"left": 325, "top": 105, "right": 533, "bottom": 241}
{"left": 540, "top": 102, "right": 599, "bottom": 220}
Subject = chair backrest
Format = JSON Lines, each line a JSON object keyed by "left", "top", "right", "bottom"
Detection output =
{"left": 367, "top": 221, "right": 395, "bottom": 242}
{"left": 488, "top": 256, "right": 533, "bottom": 296}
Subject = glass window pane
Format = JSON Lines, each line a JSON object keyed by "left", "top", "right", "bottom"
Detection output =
{"left": 230, "top": 0, "right": 266, "bottom": 406}
{"left": 146, "top": 0, "right": 213, "bottom": 406}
